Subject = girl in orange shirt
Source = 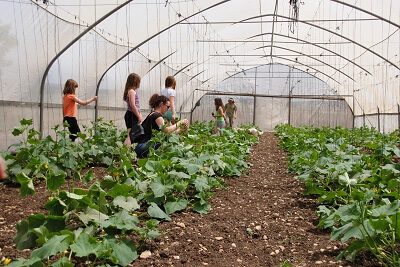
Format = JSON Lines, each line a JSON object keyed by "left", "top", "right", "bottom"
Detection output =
{"left": 63, "top": 79, "right": 98, "bottom": 141}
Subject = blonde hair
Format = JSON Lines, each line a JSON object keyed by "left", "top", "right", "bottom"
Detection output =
{"left": 123, "top": 73, "right": 141, "bottom": 101}
{"left": 63, "top": 79, "right": 78, "bottom": 95}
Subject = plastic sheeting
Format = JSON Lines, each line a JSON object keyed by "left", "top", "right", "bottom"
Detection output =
{"left": 0, "top": 0, "right": 399, "bottom": 150}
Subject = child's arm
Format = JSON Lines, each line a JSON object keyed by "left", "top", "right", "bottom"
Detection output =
{"left": 0, "top": 155, "right": 7, "bottom": 179}
{"left": 169, "top": 95, "right": 175, "bottom": 123}
{"left": 74, "top": 96, "right": 98, "bottom": 106}
{"left": 128, "top": 90, "right": 142, "bottom": 123}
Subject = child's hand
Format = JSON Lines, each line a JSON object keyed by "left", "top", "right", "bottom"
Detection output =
{"left": 0, "top": 156, "right": 7, "bottom": 179}
{"left": 138, "top": 114, "right": 143, "bottom": 123}
{"left": 93, "top": 96, "right": 99, "bottom": 101}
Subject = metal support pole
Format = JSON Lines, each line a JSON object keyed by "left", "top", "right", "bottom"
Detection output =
{"left": 363, "top": 112, "right": 365, "bottom": 127}
{"left": 398, "top": 104, "right": 400, "bottom": 130}
{"left": 352, "top": 92, "right": 355, "bottom": 128}
{"left": 253, "top": 67, "right": 257, "bottom": 125}
{"left": 377, "top": 106, "right": 380, "bottom": 132}
{"left": 39, "top": 0, "right": 133, "bottom": 139}
{"left": 288, "top": 68, "right": 292, "bottom": 125}
{"left": 189, "top": 91, "right": 195, "bottom": 125}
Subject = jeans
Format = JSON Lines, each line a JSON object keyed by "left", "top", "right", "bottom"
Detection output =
{"left": 135, "top": 141, "right": 161, "bottom": 158}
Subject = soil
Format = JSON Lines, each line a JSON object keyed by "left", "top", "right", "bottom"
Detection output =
{"left": 0, "top": 132, "right": 380, "bottom": 266}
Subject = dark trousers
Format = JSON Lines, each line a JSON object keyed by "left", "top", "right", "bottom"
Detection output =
{"left": 63, "top": 117, "right": 81, "bottom": 141}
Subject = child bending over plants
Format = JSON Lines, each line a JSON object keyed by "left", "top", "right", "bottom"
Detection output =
{"left": 134, "top": 94, "right": 189, "bottom": 158}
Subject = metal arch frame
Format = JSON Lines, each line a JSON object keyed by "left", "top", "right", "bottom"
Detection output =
{"left": 188, "top": 70, "right": 206, "bottom": 82}
{"left": 256, "top": 45, "right": 355, "bottom": 81}
{"left": 330, "top": 0, "right": 399, "bottom": 29}
{"left": 173, "top": 62, "right": 195, "bottom": 76}
{"left": 144, "top": 50, "right": 177, "bottom": 75}
{"left": 249, "top": 33, "right": 371, "bottom": 75}
{"left": 237, "top": 14, "right": 400, "bottom": 71}
{"left": 38, "top": 0, "right": 133, "bottom": 137}
{"left": 94, "top": 0, "right": 231, "bottom": 121}
{"left": 222, "top": 62, "right": 342, "bottom": 96}
{"left": 222, "top": 56, "right": 341, "bottom": 85}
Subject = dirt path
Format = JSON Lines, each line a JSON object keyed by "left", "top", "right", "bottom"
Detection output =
{"left": 130, "top": 132, "right": 354, "bottom": 267}
{"left": 1, "top": 133, "right": 377, "bottom": 266}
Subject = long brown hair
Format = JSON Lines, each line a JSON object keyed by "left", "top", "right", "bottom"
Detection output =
{"left": 149, "top": 94, "right": 169, "bottom": 109}
{"left": 214, "top": 97, "right": 223, "bottom": 111}
{"left": 123, "top": 73, "right": 141, "bottom": 101}
{"left": 63, "top": 79, "right": 78, "bottom": 95}
{"left": 165, "top": 76, "right": 176, "bottom": 89}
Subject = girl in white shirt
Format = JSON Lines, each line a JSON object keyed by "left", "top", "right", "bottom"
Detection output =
{"left": 160, "top": 76, "right": 176, "bottom": 125}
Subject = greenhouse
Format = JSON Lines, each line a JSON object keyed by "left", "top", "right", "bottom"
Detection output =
{"left": 0, "top": 0, "right": 399, "bottom": 266}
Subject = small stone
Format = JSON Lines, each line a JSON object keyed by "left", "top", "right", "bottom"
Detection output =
{"left": 263, "top": 235, "right": 267, "bottom": 240}
{"left": 255, "top": 225, "right": 262, "bottom": 231}
{"left": 237, "top": 259, "right": 242, "bottom": 263}
{"left": 313, "top": 243, "right": 318, "bottom": 246}
{"left": 278, "top": 245, "right": 285, "bottom": 251}
{"left": 177, "top": 222, "right": 186, "bottom": 228}
{"left": 320, "top": 248, "right": 325, "bottom": 252}
{"left": 173, "top": 256, "right": 180, "bottom": 260}
{"left": 231, "top": 243, "right": 237, "bottom": 248}
{"left": 275, "top": 249, "right": 280, "bottom": 254}
{"left": 140, "top": 250, "right": 152, "bottom": 259}
{"left": 270, "top": 251, "right": 276, "bottom": 256}
{"left": 334, "top": 246, "right": 338, "bottom": 250}
{"left": 202, "top": 263, "right": 209, "bottom": 266}
{"left": 315, "top": 261, "right": 323, "bottom": 264}
{"left": 215, "top": 237, "right": 223, "bottom": 240}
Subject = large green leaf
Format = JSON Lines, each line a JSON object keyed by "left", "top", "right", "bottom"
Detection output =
{"left": 193, "top": 201, "right": 211, "bottom": 214}
{"left": 45, "top": 198, "right": 66, "bottom": 216}
{"left": 168, "top": 170, "right": 190, "bottom": 179}
{"left": 17, "top": 172, "right": 35, "bottom": 197}
{"left": 185, "top": 163, "right": 202, "bottom": 175}
{"left": 99, "top": 210, "right": 139, "bottom": 230}
{"left": 113, "top": 196, "right": 140, "bottom": 211}
{"left": 371, "top": 200, "right": 400, "bottom": 217}
{"left": 338, "top": 172, "right": 357, "bottom": 187}
{"left": 109, "top": 238, "right": 137, "bottom": 266}
{"left": 145, "top": 160, "right": 164, "bottom": 172}
{"left": 52, "top": 257, "right": 74, "bottom": 267}
{"left": 194, "top": 177, "right": 210, "bottom": 192}
{"left": 164, "top": 198, "right": 188, "bottom": 214}
{"left": 14, "top": 220, "right": 37, "bottom": 250}
{"left": 150, "top": 177, "right": 173, "bottom": 198}
{"left": 30, "top": 234, "right": 71, "bottom": 259}
{"left": 7, "top": 257, "right": 44, "bottom": 267}
{"left": 69, "top": 233, "right": 101, "bottom": 257}
{"left": 46, "top": 172, "right": 66, "bottom": 192}
{"left": 147, "top": 203, "right": 171, "bottom": 221}
{"left": 106, "top": 184, "right": 136, "bottom": 198}
{"left": 78, "top": 207, "right": 109, "bottom": 225}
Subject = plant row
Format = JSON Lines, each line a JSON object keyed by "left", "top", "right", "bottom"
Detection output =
{"left": 275, "top": 124, "right": 400, "bottom": 267}
{"left": 1, "top": 119, "right": 258, "bottom": 266}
